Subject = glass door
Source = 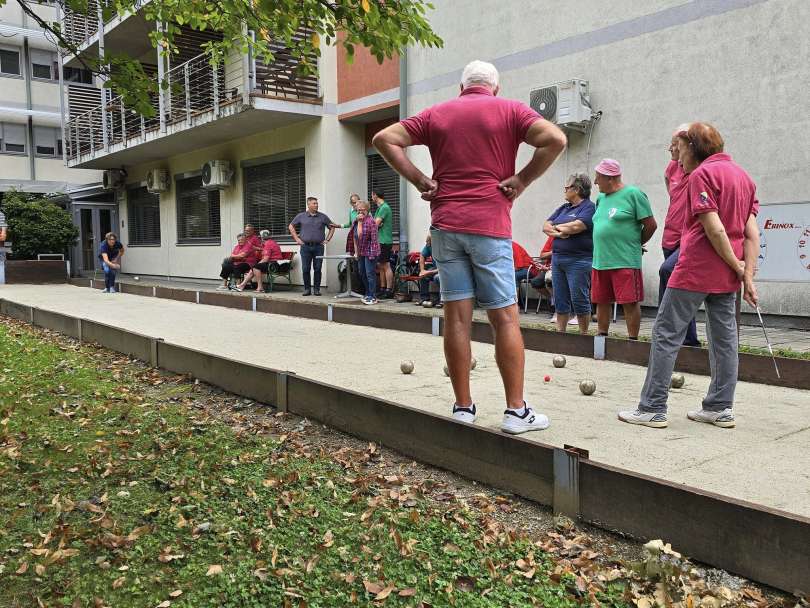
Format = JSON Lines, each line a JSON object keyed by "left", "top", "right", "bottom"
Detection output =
{"left": 80, "top": 208, "right": 95, "bottom": 271}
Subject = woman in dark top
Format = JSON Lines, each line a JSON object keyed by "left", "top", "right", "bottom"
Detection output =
{"left": 542, "top": 173, "right": 596, "bottom": 334}
{"left": 98, "top": 232, "right": 125, "bottom": 293}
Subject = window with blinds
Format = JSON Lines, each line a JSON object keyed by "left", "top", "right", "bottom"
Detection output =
{"left": 176, "top": 175, "right": 221, "bottom": 244}
{"left": 243, "top": 156, "right": 306, "bottom": 241}
{"left": 127, "top": 186, "right": 161, "bottom": 246}
{"left": 367, "top": 153, "right": 400, "bottom": 238}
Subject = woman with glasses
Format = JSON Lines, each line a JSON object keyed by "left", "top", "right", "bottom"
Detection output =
{"left": 542, "top": 173, "right": 596, "bottom": 333}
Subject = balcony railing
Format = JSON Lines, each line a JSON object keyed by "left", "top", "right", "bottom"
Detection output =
{"left": 64, "top": 51, "right": 320, "bottom": 163}
{"left": 61, "top": 0, "right": 148, "bottom": 52}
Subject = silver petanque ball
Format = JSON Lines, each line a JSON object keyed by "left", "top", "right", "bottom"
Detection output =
{"left": 552, "top": 355, "right": 566, "bottom": 368}
{"left": 670, "top": 373, "right": 685, "bottom": 389}
{"left": 400, "top": 360, "right": 414, "bottom": 375}
{"left": 579, "top": 379, "right": 596, "bottom": 396}
{"left": 470, "top": 357, "right": 477, "bottom": 371}
{"left": 133, "top": 276, "right": 140, "bottom": 281}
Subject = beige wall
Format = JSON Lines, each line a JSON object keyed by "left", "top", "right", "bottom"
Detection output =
{"left": 30, "top": 81, "right": 61, "bottom": 114}
{"left": 0, "top": 76, "right": 27, "bottom": 108}
{"left": 0, "top": 153, "right": 31, "bottom": 179}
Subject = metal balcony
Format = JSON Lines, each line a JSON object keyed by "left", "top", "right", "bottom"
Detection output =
{"left": 64, "top": 50, "right": 321, "bottom": 167}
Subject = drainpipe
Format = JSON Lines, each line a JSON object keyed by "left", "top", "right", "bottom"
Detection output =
{"left": 56, "top": 4, "right": 67, "bottom": 167}
{"left": 23, "top": 37, "right": 36, "bottom": 181}
{"left": 397, "top": 48, "right": 408, "bottom": 259}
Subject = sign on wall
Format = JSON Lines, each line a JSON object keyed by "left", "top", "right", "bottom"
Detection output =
{"left": 756, "top": 202, "right": 810, "bottom": 282}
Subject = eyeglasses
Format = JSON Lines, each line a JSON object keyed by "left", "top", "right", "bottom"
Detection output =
{"left": 564, "top": 185, "right": 575, "bottom": 190}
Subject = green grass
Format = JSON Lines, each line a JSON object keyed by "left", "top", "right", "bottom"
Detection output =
{"left": 0, "top": 319, "right": 630, "bottom": 608}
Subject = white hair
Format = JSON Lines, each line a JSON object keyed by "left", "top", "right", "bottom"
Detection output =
{"left": 673, "top": 123, "right": 691, "bottom": 136}
{"left": 461, "top": 60, "right": 499, "bottom": 89}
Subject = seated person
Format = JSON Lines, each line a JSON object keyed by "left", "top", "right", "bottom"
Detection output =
{"left": 512, "top": 240, "right": 539, "bottom": 293}
{"left": 530, "top": 235, "right": 554, "bottom": 298}
{"left": 415, "top": 233, "right": 441, "bottom": 308}
{"left": 236, "top": 230, "right": 282, "bottom": 292}
{"left": 218, "top": 233, "right": 255, "bottom": 290}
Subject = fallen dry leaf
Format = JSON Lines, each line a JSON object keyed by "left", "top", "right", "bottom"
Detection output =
{"left": 375, "top": 585, "right": 396, "bottom": 601}
{"left": 398, "top": 588, "right": 416, "bottom": 597}
{"left": 168, "top": 590, "right": 183, "bottom": 598}
{"left": 363, "top": 580, "right": 383, "bottom": 595}
{"left": 206, "top": 564, "right": 223, "bottom": 576}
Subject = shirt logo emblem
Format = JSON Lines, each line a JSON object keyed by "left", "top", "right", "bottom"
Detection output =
{"left": 698, "top": 192, "right": 710, "bottom": 207}
{"left": 608, "top": 207, "right": 617, "bottom": 219}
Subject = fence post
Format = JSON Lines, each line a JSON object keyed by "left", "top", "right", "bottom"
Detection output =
{"left": 212, "top": 62, "right": 219, "bottom": 116}
{"left": 184, "top": 63, "right": 191, "bottom": 122}
{"left": 120, "top": 102, "right": 126, "bottom": 146}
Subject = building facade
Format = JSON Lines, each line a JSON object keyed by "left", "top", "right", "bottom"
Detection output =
{"left": 59, "top": 0, "right": 810, "bottom": 316}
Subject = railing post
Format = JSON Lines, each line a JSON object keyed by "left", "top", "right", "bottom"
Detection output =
{"left": 156, "top": 21, "right": 166, "bottom": 134}
{"left": 184, "top": 63, "right": 191, "bottom": 122}
{"left": 140, "top": 114, "right": 145, "bottom": 139}
{"left": 97, "top": 1, "right": 108, "bottom": 151}
{"left": 212, "top": 61, "right": 219, "bottom": 116}
{"left": 89, "top": 112, "right": 95, "bottom": 153}
{"left": 120, "top": 102, "right": 126, "bottom": 146}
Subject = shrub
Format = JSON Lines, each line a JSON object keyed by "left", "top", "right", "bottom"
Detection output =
{"left": 1, "top": 192, "right": 78, "bottom": 260}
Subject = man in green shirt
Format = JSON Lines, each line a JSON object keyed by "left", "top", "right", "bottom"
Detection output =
{"left": 372, "top": 187, "right": 395, "bottom": 299}
{"left": 591, "top": 159, "right": 657, "bottom": 339}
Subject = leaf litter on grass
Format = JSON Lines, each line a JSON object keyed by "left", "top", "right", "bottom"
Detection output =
{"left": 0, "top": 316, "right": 805, "bottom": 608}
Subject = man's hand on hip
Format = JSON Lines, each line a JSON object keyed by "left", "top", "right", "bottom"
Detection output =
{"left": 498, "top": 175, "right": 527, "bottom": 201}
{"left": 417, "top": 176, "right": 439, "bottom": 201}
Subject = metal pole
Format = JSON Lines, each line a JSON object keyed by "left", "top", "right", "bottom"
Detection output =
{"left": 212, "top": 61, "right": 219, "bottom": 116}
{"left": 56, "top": 3, "right": 68, "bottom": 166}
{"left": 397, "top": 49, "right": 409, "bottom": 260}
{"left": 184, "top": 63, "right": 191, "bottom": 122}
{"left": 98, "top": 1, "right": 108, "bottom": 151}
{"left": 156, "top": 22, "right": 166, "bottom": 134}
{"left": 120, "top": 101, "right": 126, "bottom": 146}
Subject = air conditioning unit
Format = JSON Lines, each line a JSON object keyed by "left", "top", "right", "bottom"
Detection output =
{"left": 146, "top": 169, "right": 170, "bottom": 193}
{"left": 201, "top": 160, "right": 233, "bottom": 190}
{"left": 102, "top": 169, "right": 126, "bottom": 190}
{"left": 529, "top": 79, "right": 593, "bottom": 132}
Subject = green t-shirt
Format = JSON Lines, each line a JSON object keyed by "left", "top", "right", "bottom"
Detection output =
{"left": 374, "top": 201, "right": 393, "bottom": 245}
{"left": 342, "top": 208, "right": 358, "bottom": 229}
{"left": 592, "top": 185, "right": 653, "bottom": 270}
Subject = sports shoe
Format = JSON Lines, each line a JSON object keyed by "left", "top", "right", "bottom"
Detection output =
{"left": 687, "top": 408, "right": 735, "bottom": 428}
{"left": 313, "top": 290, "right": 322, "bottom": 296}
{"left": 501, "top": 404, "right": 549, "bottom": 434}
{"left": 302, "top": 290, "right": 312, "bottom": 296}
{"left": 108, "top": 287, "right": 116, "bottom": 294}
{"left": 216, "top": 285, "right": 230, "bottom": 291}
{"left": 362, "top": 297, "right": 375, "bottom": 305}
{"left": 617, "top": 409, "right": 668, "bottom": 428}
{"left": 452, "top": 403, "right": 476, "bottom": 424}
{"left": 567, "top": 318, "right": 579, "bottom": 325}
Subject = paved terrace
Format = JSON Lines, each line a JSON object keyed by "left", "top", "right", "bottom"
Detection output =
{"left": 2, "top": 283, "right": 809, "bottom": 520}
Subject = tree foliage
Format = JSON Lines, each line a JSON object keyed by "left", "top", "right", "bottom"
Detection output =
{"left": 1, "top": 192, "right": 79, "bottom": 260}
{"left": 11, "top": 0, "right": 442, "bottom": 115}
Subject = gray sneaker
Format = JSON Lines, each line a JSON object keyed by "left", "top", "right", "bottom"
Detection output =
{"left": 687, "top": 408, "right": 735, "bottom": 428}
{"left": 618, "top": 409, "right": 668, "bottom": 428}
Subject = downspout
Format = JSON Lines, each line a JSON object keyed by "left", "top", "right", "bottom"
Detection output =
{"left": 56, "top": 4, "right": 67, "bottom": 167}
{"left": 397, "top": 48, "right": 408, "bottom": 259}
{"left": 23, "top": 37, "right": 35, "bottom": 181}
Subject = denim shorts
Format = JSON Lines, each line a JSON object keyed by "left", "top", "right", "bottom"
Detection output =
{"left": 429, "top": 227, "right": 516, "bottom": 309}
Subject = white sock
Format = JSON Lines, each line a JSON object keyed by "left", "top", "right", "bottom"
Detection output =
{"left": 511, "top": 404, "right": 527, "bottom": 416}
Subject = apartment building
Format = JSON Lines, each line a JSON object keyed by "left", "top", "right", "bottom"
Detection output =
{"left": 60, "top": 0, "right": 810, "bottom": 315}
{"left": 0, "top": 2, "right": 101, "bottom": 196}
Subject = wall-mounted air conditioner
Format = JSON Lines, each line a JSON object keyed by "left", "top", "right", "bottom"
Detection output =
{"left": 201, "top": 160, "right": 233, "bottom": 190}
{"left": 530, "top": 79, "right": 593, "bottom": 132}
{"left": 146, "top": 169, "right": 170, "bottom": 193}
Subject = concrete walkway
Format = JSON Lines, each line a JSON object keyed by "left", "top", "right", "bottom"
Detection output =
{"left": 3, "top": 284, "right": 809, "bottom": 519}
{"left": 86, "top": 274, "right": 810, "bottom": 353}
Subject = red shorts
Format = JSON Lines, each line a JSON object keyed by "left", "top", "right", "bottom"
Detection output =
{"left": 591, "top": 268, "right": 644, "bottom": 304}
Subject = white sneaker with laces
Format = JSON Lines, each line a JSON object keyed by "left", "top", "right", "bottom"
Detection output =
{"left": 451, "top": 403, "right": 476, "bottom": 424}
{"left": 617, "top": 409, "right": 668, "bottom": 428}
{"left": 687, "top": 408, "right": 735, "bottom": 428}
{"left": 500, "top": 404, "right": 549, "bottom": 434}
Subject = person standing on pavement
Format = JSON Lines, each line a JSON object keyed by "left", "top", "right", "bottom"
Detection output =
{"left": 373, "top": 59, "right": 566, "bottom": 434}
{"left": 341, "top": 194, "right": 361, "bottom": 229}
{"left": 288, "top": 197, "right": 335, "bottom": 296}
{"left": 372, "top": 188, "right": 395, "bottom": 299}
{"left": 0, "top": 208, "right": 7, "bottom": 243}
{"left": 619, "top": 122, "right": 760, "bottom": 429}
{"left": 352, "top": 200, "right": 381, "bottom": 305}
{"left": 98, "top": 232, "right": 124, "bottom": 293}
{"left": 660, "top": 125, "right": 701, "bottom": 347}
{"left": 591, "top": 159, "right": 657, "bottom": 340}
{"left": 543, "top": 173, "right": 596, "bottom": 334}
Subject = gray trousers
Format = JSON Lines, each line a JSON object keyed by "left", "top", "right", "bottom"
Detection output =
{"left": 639, "top": 287, "right": 737, "bottom": 413}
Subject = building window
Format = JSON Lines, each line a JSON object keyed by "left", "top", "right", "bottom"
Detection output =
{"left": 34, "top": 126, "right": 62, "bottom": 157}
{"left": 127, "top": 186, "right": 161, "bottom": 246}
{"left": 243, "top": 155, "right": 305, "bottom": 241}
{"left": 0, "top": 48, "right": 20, "bottom": 76}
{"left": 367, "top": 153, "right": 400, "bottom": 238}
{"left": 63, "top": 66, "right": 93, "bottom": 84}
{"left": 30, "top": 49, "right": 55, "bottom": 80}
{"left": 176, "top": 175, "right": 220, "bottom": 244}
{"left": 0, "top": 123, "right": 26, "bottom": 154}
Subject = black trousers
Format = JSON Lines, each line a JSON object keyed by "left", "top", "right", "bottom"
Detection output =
{"left": 220, "top": 259, "right": 251, "bottom": 280}
{"left": 299, "top": 243, "right": 325, "bottom": 290}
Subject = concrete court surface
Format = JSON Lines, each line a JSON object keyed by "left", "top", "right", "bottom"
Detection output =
{"left": 3, "top": 284, "right": 809, "bottom": 519}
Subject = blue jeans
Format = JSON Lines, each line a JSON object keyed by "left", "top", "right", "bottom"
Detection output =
{"left": 429, "top": 228, "right": 515, "bottom": 309}
{"left": 359, "top": 256, "right": 377, "bottom": 299}
{"left": 102, "top": 262, "right": 116, "bottom": 291}
{"left": 551, "top": 254, "right": 592, "bottom": 315}
{"left": 660, "top": 247, "right": 700, "bottom": 346}
{"left": 299, "top": 243, "right": 324, "bottom": 291}
{"left": 419, "top": 273, "right": 440, "bottom": 300}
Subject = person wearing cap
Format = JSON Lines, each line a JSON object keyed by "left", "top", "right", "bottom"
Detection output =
{"left": 619, "top": 122, "right": 759, "bottom": 429}
{"left": 591, "top": 158, "right": 657, "bottom": 340}
{"left": 659, "top": 125, "right": 700, "bottom": 347}
{"left": 373, "top": 59, "right": 567, "bottom": 435}
{"left": 235, "top": 229, "right": 282, "bottom": 292}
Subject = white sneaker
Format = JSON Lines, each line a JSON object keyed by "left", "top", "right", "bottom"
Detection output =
{"left": 567, "top": 318, "right": 579, "bottom": 325}
{"left": 216, "top": 285, "right": 230, "bottom": 291}
{"left": 501, "top": 404, "right": 549, "bottom": 434}
{"left": 618, "top": 409, "right": 668, "bottom": 428}
{"left": 687, "top": 408, "right": 735, "bottom": 428}
{"left": 452, "top": 403, "right": 476, "bottom": 424}
{"left": 108, "top": 287, "right": 116, "bottom": 294}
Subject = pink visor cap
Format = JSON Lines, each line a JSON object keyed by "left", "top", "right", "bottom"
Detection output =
{"left": 594, "top": 158, "right": 622, "bottom": 177}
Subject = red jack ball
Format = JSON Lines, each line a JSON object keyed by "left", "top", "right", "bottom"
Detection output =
{"left": 544, "top": 375, "right": 551, "bottom": 382}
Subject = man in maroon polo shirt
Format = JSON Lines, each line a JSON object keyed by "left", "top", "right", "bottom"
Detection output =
{"left": 373, "top": 60, "right": 566, "bottom": 434}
